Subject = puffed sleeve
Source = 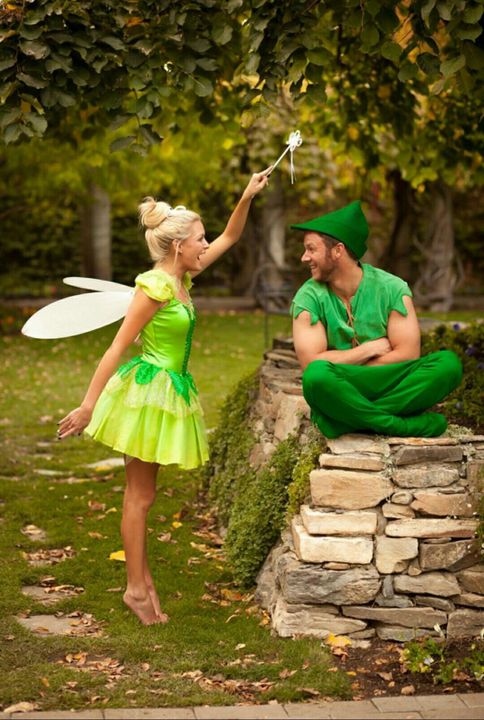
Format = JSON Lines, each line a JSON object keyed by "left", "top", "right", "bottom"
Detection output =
{"left": 135, "top": 270, "right": 176, "bottom": 302}
{"left": 290, "top": 281, "right": 324, "bottom": 326}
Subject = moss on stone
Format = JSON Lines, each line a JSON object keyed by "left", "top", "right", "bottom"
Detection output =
{"left": 206, "top": 376, "right": 324, "bottom": 588}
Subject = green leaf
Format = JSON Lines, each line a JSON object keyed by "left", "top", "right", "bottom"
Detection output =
{"left": 305, "top": 63, "right": 323, "bottom": 84}
{"left": 24, "top": 111, "right": 47, "bottom": 134}
{"left": 440, "top": 54, "right": 466, "bottom": 78}
{"left": 197, "top": 57, "right": 217, "bottom": 71}
{"left": 380, "top": 42, "right": 402, "bottom": 63}
{"left": 101, "top": 36, "right": 126, "bottom": 51}
{"left": 4, "top": 123, "right": 23, "bottom": 143}
{"left": 0, "top": 108, "right": 21, "bottom": 128}
{"left": 365, "top": 0, "right": 381, "bottom": 17}
{"left": 108, "top": 114, "right": 132, "bottom": 131}
{"left": 212, "top": 24, "right": 232, "bottom": 45}
{"left": 361, "top": 25, "right": 380, "bottom": 47}
{"left": 375, "top": 7, "right": 399, "bottom": 33}
{"left": 110, "top": 135, "right": 136, "bottom": 152}
{"left": 23, "top": 8, "right": 47, "bottom": 25}
{"left": 19, "top": 40, "right": 50, "bottom": 60}
{"left": 463, "top": 4, "right": 484, "bottom": 23}
{"left": 437, "top": 0, "right": 452, "bottom": 21}
{"left": 193, "top": 76, "right": 213, "bottom": 97}
{"left": 0, "top": 57, "right": 16, "bottom": 72}
{"left": 398, "top": 61, "right": 419, "bottom": 81}
{"left": 19, "top": 25, "right": 44, "bottom": 40}
{"left": 17, "top": 72, "right": 48, "bottom": 89}
{"left": 56, "top": 90, "right": 76, "bottom": 108}
{"left": 246, "top": 53, "right": 260, "bottom": 74}
{"left": 187, "top": 38, "right": 212, "bottom": 53}
{"left": 462, "top": 41, "right": 484, "bottom": 70}
{"left": 421, "top": 0, "right": 437, "bottom": 23}
{"left": 416, "top": 52, "right": 440, "bottom": 76}
{"left": 307, "top": 48, "right": 331, "bottom": 66}
{"left": 456, "top": 24, "right": 483, "bottom": 41}
{"left": 140, "top": 124, "right": 163, "bottom": 145}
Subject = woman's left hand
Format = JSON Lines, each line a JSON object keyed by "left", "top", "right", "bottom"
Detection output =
{"left": 241, "top": 167, "right": 272, "bottom": 201}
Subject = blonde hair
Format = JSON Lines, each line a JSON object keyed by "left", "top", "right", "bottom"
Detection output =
{"left": 138, "top": 197, "right": 200, "bottom": 263}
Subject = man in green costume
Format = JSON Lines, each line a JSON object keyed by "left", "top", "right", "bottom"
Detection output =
{"left": 290, "top": 200, "right": 462, "bottom": 438}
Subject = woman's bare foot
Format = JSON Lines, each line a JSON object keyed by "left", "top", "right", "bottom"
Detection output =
{"left": 146, "top": 583, "right": 169, "bottom": 623}
{"left": 123, "top": 590, "right": 160, "bottom": 625}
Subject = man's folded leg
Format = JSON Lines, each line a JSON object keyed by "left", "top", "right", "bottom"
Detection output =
{"left": 302, "top": 359, "right": 449, "bottom": 439}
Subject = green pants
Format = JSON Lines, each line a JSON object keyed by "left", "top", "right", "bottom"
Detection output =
{"left": 302, "top": 350, "right": 462, "bottom": 438}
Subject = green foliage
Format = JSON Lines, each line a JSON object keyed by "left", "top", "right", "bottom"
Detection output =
{"left": 0, "top": 0, "right": 240, "bottom": 146}
{"left": 402, "top": 635, "right": 484, "bottom": 684}
{"left": 421, "top": 321, "right": 484, "bottom": 431}
{"left": 286, "top": 425, "right": 324, "bottom": 519}
{"left": 206, "top": 378, "right": 323, "bottom": 588}
{"left": 224, "top": 434, "right": 301, "bottom": 588}
{"left": 205, "top": 373, "right": 259, "bottom": 526}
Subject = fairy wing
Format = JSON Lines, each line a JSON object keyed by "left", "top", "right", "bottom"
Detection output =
{"left": 21, "top": 290, "right": 133, "bottom": 339}
{"left": 63, "top": 277, "right": 133, "bottom": 293}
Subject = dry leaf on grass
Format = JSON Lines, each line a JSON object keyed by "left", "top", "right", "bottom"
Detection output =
{"left": 4, "top": 702, "right": 38, "bottom": 714}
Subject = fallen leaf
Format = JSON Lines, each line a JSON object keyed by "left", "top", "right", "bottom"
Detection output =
{"left": 106, "top": 586, "right": 123, "bottom": 593}
{"left": 235, "top": 643, "right": 246, "bottom": 650}
{"left": 279, "top": 668, "right": 297, "bottom": 679}
{"left": 172, "top": 521, "right": 183, "bottom": 529}
{"left": 324, "top": 633, "right": 352, "bottom": 648}
{"left": 4, "top": 702, "right": 38, "bottom": 713}
{"left": 297, "top": 687, "right": 320, "bottom": 697}
{"left": 401, "top": 685, "right": 415, "bottom": 696}
{"left": 157, "top": 532, "right": 172, "bottom": 543}
{"left": 377, "top": 671, "right": 393, "bottom": 682}
{"left": 109, "top": 550, "right": 126, "bottom": 562}
{"left": 88, "top": 500, "right": 106, "bottom": 512}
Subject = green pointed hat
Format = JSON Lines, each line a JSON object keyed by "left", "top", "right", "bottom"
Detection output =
{"left": 290, "top": 200, "right": 369, "bottom": 259}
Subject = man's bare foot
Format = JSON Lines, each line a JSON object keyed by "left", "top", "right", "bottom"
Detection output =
{"left": 123, "top": 590, "right": 160, "bottom": 625}
{"left": 146, "top": 583, "right": 169, "bottom": 623}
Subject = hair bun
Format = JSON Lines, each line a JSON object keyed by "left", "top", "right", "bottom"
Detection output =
{"left": 138, "top": 197, "right": 171, "bottom": 230}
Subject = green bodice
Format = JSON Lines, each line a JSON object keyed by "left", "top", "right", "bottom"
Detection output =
{"left": 117, "top": 269, "right": 197, "bottom": 405}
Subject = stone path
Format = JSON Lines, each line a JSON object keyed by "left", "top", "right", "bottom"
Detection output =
{"left": 2, "top": 693, "right": 484, "bottom": 719}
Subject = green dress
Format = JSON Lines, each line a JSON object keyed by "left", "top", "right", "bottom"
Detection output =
{"left": 85, "top": 269, "right": 208, "bottom": 469}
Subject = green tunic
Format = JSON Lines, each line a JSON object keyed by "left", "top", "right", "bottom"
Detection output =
{"left": 290, "top": 265, "right": 462, "bottom": 438}
{"left": 290, "top": 264, "right": 413, "bottom": 349}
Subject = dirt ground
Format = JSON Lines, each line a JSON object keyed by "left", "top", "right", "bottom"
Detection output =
{"left": 329, "top": 638, "right": 483, "bottom": 700}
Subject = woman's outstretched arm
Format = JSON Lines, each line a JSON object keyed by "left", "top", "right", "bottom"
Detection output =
{"left": 57, "top": 291, "right": 163, "bottom": 439}
{"left": 193, "top": 169, "right": 270, "bottom": 274}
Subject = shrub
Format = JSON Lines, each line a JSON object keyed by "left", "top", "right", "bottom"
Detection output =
{"left": 421, "top": 321, "right": 484, "bottom": 432}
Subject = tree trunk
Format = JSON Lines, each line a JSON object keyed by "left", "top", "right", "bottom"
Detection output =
{"left": 80, "top": 182, "right": 112, "bottom": 279}
{"left": 256, "top": 174, "right": 287, "bottom": 310}
{"left": 230, "top": 205, "right": 261, "bottom": 295}
{"left": 381, "top": 171, "right": 418, "bottom": 283}
{"left": 413, "top": 181, "right": 456, "bottom": 312}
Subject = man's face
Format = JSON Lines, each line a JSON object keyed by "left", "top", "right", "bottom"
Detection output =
{"left": 301, "top": 232, "right": 338, "bottom": 282}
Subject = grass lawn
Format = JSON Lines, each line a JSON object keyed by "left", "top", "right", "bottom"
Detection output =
{"left": 0, "top": 311, "right": 350, "bottom": 712}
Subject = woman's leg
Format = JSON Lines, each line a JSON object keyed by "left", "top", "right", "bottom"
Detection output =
{"left": 122, "top": 457, "right": 165, "bottom": 625}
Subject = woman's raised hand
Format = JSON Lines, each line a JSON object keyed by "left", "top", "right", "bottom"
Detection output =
{"left": 57, "top": 405, "right": 92, "bottom": 439}
{"left": 241, "top": 167, "right": 272, "bottom": 201}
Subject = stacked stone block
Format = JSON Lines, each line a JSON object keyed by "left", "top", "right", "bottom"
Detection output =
{"left": 252, "top": 340, "right": 484, "bottom": 641}
{"left": 257, "top": 433, "right": 484, "bottom": 641}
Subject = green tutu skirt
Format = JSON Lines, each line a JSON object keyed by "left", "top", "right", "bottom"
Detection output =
{"left": 85, "top": 356, "right": 209, "bottom": 469}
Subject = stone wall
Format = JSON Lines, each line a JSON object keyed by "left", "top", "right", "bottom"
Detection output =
{"left": 252, "top": 341, "right": 484, "bottom": 641}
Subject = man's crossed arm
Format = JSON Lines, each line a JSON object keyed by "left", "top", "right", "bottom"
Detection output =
{"left": 292, "top": 295, "right": 421, "bottom": 370}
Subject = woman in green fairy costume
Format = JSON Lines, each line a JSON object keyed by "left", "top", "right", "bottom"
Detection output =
{"left": 57, "top": 171, "right": 269, "bottom": 625}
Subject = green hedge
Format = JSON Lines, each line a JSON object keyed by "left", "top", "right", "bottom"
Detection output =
{"left": 421, "top": 321, "right": 484, "bottom": 432}
{"left": 205, "top": 373, "right": 323, "bottom": 588}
